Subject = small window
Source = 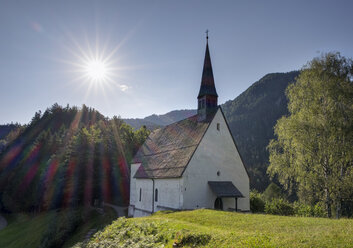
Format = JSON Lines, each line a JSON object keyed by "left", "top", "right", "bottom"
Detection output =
{"left": 217, "top": 170, "right": 221, "bottom": 176}
{"left": 155, "top": 189, "right": 158, "bottom": 202}
{"left": 217, "top": 123, "right": 220, "bottom": 131}
{"left": 139, "top": 188, "right": 142, "bottom": 202}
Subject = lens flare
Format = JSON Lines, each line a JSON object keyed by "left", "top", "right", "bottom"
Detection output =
{"left": 85, "top": 59, "right": 108, "bottom": 82}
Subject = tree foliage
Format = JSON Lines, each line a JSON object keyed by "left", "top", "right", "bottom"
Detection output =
{"left": 0, "top": 104, "right": 149, "bottom": 212}
{"left": 268, "top": 53, "right": 353, "bottom": 218}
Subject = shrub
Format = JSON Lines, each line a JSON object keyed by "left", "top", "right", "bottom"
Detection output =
{"left": 293, "top": 202, "right": 326, "bottom": 217}
{"left": 265, "top": 198, "right": 294, "bottom": 216}
{"left": 262, "top": 183, "right": 283, "bottom": 202}
{"left": 74, "top": 217, "right": 173, "bottom": 248}
{"left": 250, "top": 191, "right": 265, "bottom": 213}
{"left": 293, "top": 202, "right": 313, "bottom": 217}
{"left": 313, "top": 203, "right": 326, "bottom": 217}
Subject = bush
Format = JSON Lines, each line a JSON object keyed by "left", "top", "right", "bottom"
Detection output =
{"left": 263, "top": 183, "right": 283, "bottom": 201}
{"left": 74, "top": 217, "right": 173, "bottom": 248}
{"left": 293, "top": 202, "right": 313, "bottom": 217}
{"left": 250, "top": 191, "right": 265, "bottom": 213}
{"left": 293, "top": 202, "right": 326, "bottom": 217}
{"left": 265, "top": 199, "right": 294, "bottom": 216}
{"left": 313, "top": 203, "right": 326, "bottom": 217}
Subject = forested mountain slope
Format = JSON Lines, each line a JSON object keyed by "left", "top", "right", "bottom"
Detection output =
{"left": 0, "top": 124, "right": 23, "bottom": 154}
{"left": 0, "top": 104, "right": 149, "bottom": 212}
{"left": 222, "top": 71, "right": 300, "bottom": 190}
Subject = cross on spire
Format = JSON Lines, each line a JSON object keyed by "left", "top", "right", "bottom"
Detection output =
{"left": 205, "top": 29, "right": 209, "bottom": 40}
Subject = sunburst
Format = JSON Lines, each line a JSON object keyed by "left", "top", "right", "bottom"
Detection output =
{"left": 84, "top": 59, "right": 108, "bottom": 82}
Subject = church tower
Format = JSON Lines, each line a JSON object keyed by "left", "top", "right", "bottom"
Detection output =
{"left": 197, "top": 34, "right": 218, "bottom": 122}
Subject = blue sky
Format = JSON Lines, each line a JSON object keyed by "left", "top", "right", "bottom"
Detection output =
{"left": 1, "top": 0, "right": 353, "bottom": 124}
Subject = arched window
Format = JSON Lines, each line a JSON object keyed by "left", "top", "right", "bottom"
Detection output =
{"left": 155, "top": 188, "right": 158, "bottom": 202}
{"left": 139, "top": 188, "right": 142, "bottom": 202}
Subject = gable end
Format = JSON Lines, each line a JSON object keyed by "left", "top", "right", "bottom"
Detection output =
{"left": 219, "top": 107, "right": 250, "bottom": 179}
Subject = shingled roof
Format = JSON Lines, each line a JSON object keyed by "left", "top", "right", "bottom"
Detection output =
{"left": 133, "top": 110, "right": 217, "bottom": 178}
{"left": 208, "top": 181, "right": 244, "bottom": 198}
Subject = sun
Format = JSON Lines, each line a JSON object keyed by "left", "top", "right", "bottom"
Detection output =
{"left": 84, "top": 59, "right": 108, "bottom": 82}
{"left": 61, "top": 34, "right": 131, "bottom": 96}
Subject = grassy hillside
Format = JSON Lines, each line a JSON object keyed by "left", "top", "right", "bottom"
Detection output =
{"left": 0, "top": 208, "right": 117, "bottom": 248}
{"left": 75, "top": 209, "right": 353, "bottom": 248}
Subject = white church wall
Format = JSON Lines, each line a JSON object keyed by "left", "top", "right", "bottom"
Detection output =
{"left": 132, "top": 178, "right": 153, "bottom": 217}
{"left": 129, "top": 163, "right": 155, "bottom": 217}
{"left": 154, "top": 178, "right": 183, "bottom": 212}
{"left": 129, "top": 162, "right": 183, "bottom": 217}
{"left": 128, "top": 163, "right": 140, "bottom": 217}
{"left": 183, "top": 109, "right": 250, "bottom": 211}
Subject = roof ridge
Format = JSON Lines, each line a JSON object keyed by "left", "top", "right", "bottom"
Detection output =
{"left": 159, "top": 113, "right": 199, "bottom": 129}
{"left": 139, "top": 144, "right": 199, "bottom": 157}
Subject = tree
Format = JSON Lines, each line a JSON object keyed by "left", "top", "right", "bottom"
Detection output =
{"left": 268, "top": 53, "right": 353, "bottom": 218}
{"left": 263, "top": 182, "right": 283, "bottom": 202}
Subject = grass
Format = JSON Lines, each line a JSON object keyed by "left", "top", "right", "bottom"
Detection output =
{"left": 78, "top": 209, "right": 353, "bottom": 248}
{"left": 63, "top": 207, "right": 118, "bottom": 248}
{"left": 0, "top": 207, "right": 118, "bottom": 248}
{"left": 0, "top": 212, "right": 53, "bottom": 248}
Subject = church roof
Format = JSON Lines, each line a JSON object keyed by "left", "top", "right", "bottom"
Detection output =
{"left": 197, "top": 42, "right": 218, "bottom": 99}
{"left": 133, "top": 110, "right": 217, "bottom": 179}
{"left": 208, "top": 181, "right": 244, "bottom": 198}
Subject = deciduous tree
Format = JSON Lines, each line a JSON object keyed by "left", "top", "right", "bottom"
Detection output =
{"left": 268, "top": 53, "right": 353, "bottom": 218}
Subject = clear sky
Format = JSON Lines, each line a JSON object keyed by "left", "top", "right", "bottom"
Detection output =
{"left": 1, "top": 0, "right": 353, "bottom": 124}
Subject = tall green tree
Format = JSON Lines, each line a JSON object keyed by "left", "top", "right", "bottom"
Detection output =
{"left": 268, "top": 53, "right": 353, "bottom": 218}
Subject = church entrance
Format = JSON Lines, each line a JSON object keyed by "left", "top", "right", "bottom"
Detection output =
{"left": 214, "top": 197, "right": 223, "bottom": 210}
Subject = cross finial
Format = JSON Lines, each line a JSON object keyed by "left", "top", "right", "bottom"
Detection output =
{"left": 205, "top": 29, "right": 209, "bottom": 40}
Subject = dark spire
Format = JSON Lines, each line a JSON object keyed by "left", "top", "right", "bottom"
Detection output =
{"left": 197, "top": 34, "right": 218, "bottom": 99}
{"left": 197, "top": 32, "right": 218, "bottom": 122}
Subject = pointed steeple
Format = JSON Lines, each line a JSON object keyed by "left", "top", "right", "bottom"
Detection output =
{"left": 197, "top": 32, "right": 218, "bottom": 122}
{"left": 198, "top": 37, "right": 218, "bottom": 98}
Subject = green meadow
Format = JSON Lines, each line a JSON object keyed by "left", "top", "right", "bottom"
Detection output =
{"left": 77, "top": 209, "right": 353, "bottom": 248}
{"left": 0, "top": 208, "right": 117, "bottom": 248}
{"left": 1, "top": 209, "right": 352, "bottom": 247}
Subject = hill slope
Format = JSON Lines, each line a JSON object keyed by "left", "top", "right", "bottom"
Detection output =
{"left": 74, "top": 209, "right": 353, "bottom": 247}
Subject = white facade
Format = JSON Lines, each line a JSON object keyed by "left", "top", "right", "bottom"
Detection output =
{"left": 129, "top": 108, "right": 250, "bottom": 217}
{"left": 183, "top": 109, "right": 250, "bottom": 211}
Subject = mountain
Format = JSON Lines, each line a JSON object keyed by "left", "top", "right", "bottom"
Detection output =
{"left": 222, "top": 71, "right": 300, "bottom": 190}
{"left": 123, "top": 109, "right": 197, "bottom": 129}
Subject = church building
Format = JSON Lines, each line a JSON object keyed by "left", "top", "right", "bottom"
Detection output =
{"left": 128, "top": 36, "right": 250, "bottom": 217}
